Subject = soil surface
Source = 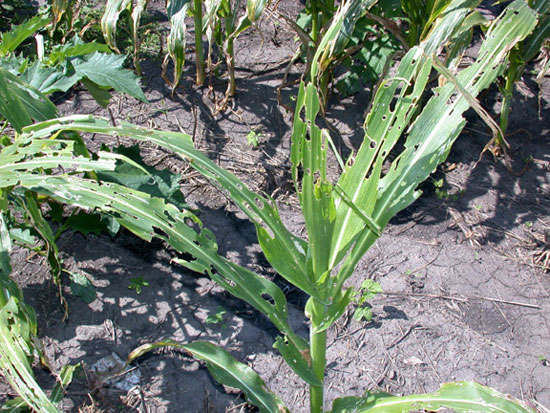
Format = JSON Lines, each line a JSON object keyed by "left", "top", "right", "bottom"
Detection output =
{"left": 3, "top": 1, "right": 550, "bottom": 412}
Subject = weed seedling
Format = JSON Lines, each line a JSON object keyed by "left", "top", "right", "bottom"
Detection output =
{"left": 205, "top": 306, "right": 227, "bottom": 326}
{"left": 246, "top": 130, "right": 262, "bottom": 148}
{"left": 128, "top": 276, "right": 149, "bottom": 294}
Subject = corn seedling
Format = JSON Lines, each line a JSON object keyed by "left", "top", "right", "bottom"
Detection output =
{"left": 0, "top": 1, "right": 540, "bottom": 412}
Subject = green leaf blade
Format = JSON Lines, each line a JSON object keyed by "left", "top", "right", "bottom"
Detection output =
{"left": 183, "top": 341, "right": 289, "bottom": 413}
{"left": 331, "top": 381, "right": 536, "bottom": 412}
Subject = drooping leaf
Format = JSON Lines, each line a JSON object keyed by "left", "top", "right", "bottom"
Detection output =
{"left": 101, "top": 0, "right": 132, "bottom": 53}
{"left": 0, "top": 215, "right": 50, "bottom": 412}
{"left": 186, "top": 341, "right": 290, "bottom": 413}
{"left": 0, "top": 212, "right": 22, "bottom": 303}
{"left": 127, "top": 340, "right": 289, "bottom": 412}
{"left": 0, "top": 298, "right": 58, "bottom": 413}
{"left": 22, "top": 115, "right": 315, "bottom": 300}
{"left": 331, "top": 381, "right": 535, "bottom": 412}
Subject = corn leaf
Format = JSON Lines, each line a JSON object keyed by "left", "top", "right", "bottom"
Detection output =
{"left": 49, "top": 364, "right": 80, "bottom": 404}
{"left": 131, "top": 0, "right": 149, "bottom": 72}
{"left": 375, "top": 0, "right": 537, "bottom": 226}
{"left": 6, "top": 168, "right": 304, "bottom": 354}
{"left": 329, "top": 48, "right": 432, "bottom": 271}
{"left": 166, "top": 0, "right": 190, "bottom": 89}
{"left": 0, "top": 298, "right": 59, "bottom": 413}
{"left": 247, "top": 0, "right": 268, "bottom": 23}
{"left": 310, "top": 0, "right": 377, "bottom": 81}
{"left": 333, "top": 0, "right": 537, "bottom": 296}
{"left": 331, "top": 381, "right": 535, "bottom": 412}
{"left": 101, "top": 0, "right": 132, "bottom": 53}
{"left": 51, "top": 0, "right": 70, "bottom": 33}
{"left": 184, "top": 341, "right": 289, "bottom": 413}
{"left": 23, "top": 116, "right": 316, "bottom": 299}
{"left": 0, "top": 214, "right": 55, "bottom": 413}
{"left": 17, "top": 192, "right": 61, "bottom": 280}
{"left": 128, "top": 340, "right": 289, "bottom": 413}
{"left": 419, "top": 0, "right": 481, "bottom": 55}
{"left": 523, "top": 14, "right": 550, "bottom": 62}
{"left": 5, "top": 116, "right": 305, "bottom": 337}
{"left": 291, "top": 82, "right": 334, "bottom": 280}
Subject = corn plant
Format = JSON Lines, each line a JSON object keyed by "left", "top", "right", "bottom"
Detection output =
{"left": 492, "top": 0, "right": 550, "bottom": 153}
{"left": 102, "top": 0, "right": 269, "bottom": 98}
{"left": 0, "top": 1, "right": 540, "bottom": 411}
{"left": 286, "top": 0, "right": 485, "bottom": 109}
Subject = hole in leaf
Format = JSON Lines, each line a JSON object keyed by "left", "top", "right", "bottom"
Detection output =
{"left": 262, "top": 293, "right": 275, "bottom": 305}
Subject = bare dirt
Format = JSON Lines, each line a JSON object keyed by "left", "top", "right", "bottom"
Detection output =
{"left": 3, "top": 1, "right": 550, "bottom": 412}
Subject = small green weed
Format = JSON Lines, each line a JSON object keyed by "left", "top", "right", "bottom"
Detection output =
{"left": 351, "top": 279, "right": 382, "bottom": 322}
{"left": 205, "top": 306, "right": 226, "bottom": 325}
{"left": 128, "top": 276, "right": 149, "bottom": 294}
{"left": 432, "top": 178, "right": 463, "bottom": 201}
{"left": 246, "top": 130, "right": 262, "bottom": 148}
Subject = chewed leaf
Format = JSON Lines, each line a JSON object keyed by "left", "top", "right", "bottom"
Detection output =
{"left": 21, "top": 115, "right": 315, "bottom": 301}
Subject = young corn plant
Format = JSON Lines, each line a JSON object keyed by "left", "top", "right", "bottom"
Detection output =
{"left": 0, "top": 1, "right": 540, "bottom": 411}
{"left": 491, "top": 0, "right": 549, "bottom": 155}
{"left": 102, "top": 0, "right": 270, "bottom": 98}
{"left": 284, "top": 0, "right": 484, "bottom": 109}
